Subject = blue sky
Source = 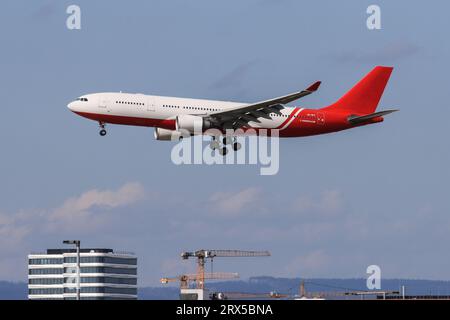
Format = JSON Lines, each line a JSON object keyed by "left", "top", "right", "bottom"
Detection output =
{"left": 1, "top": 0, "right": 450, "bottom": 286}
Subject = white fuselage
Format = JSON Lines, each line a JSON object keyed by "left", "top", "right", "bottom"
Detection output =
{"left": 67, "top": 92, "right": 299, "bottom": 131}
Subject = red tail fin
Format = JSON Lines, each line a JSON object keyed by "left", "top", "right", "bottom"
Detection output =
{"left": 324, "top": 66, "right": 393, "bottom": 114}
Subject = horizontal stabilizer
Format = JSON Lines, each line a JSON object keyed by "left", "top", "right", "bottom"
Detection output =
{"left": 348, "top": 109, "right": 398, "bottom": 125}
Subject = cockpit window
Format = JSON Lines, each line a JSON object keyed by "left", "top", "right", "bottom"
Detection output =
{"left": 77, "top": 97, "right": 88, "bottom": 102}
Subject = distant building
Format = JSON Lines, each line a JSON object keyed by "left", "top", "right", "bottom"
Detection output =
{"left": 28, "top": 248, "right": 137, "bottom": 300}
{"left": 180, "top": 288, "right": 210, "bottom": 300}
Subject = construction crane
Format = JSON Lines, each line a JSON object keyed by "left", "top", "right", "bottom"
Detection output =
{"left": 161, "top": 272, "right": 239, "bottom": 289}
{"left": 181, "top": 249, "right": 271, "bottom": 289}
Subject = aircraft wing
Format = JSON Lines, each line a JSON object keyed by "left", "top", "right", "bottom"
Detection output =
{"left": 209, "top": 81, "right": 321, "bottom": 129}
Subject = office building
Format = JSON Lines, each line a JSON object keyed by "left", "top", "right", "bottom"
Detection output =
{"left": 28, "top": 248, "right": 137, "bottom": 300}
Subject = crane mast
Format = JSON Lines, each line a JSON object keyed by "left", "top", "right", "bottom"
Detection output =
{"left": 180, "top": 249, "right": 270, "bottom": 289}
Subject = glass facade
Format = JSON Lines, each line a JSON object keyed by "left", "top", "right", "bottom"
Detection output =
{"left": 29, "top": 278, "right": 64, "bottom": 285}
{"left": 64, "top": 276, "right": 137, "bottom": 285}
{"left": 28, "top": 249, "right": 137, "bottom": 300}
{"left": 64, "top": 266, "right": 137, "bottom": 275}
{"left": 64, "top": 256, "right": 137, "bottom": 265}
{"left": 29, "top": 258, "right": 63, "bottom": 265}
{"left": 29, "top": 268, "right": 63, "bottom": 275}
{"left": 29, "top": 288, "right": 64, "bottom": 295}
{"left": 64, "top": 287, "right": 137, "bottom": 295}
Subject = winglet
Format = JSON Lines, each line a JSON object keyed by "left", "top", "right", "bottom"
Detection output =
{"left": 306, "top": 81, "right": 321, "bottom": 92}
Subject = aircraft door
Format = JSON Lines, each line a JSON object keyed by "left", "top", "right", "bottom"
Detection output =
{"left": 147, "top": 98, "right": 155, "bottom": 112}
{"left": 317, "top": 112, "right": 325, "bottom": 125}
{"left": 99, "top": 96, "right": 111, "bottom": 112}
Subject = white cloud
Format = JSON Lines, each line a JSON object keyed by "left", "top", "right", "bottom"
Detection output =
{"left": 0, "top": 212, "right": 32, "bottom": 251}
{"left": 0, "top": 209, "right": 45, "bottom": 253}
{"left": 51, "top": 182, "right": 145, "bottom": 220}
{"left": 47, "top": 182, "right": 145, "bottom": 231}
{"left": 0, "top": 182, "right": 147, "bottom": 282}
{"left": 291, "top": 190, "right": 344, "bottom": 217}
{"left": 208, "top": 187, "right": 262, "bottom": 216}
{"left": 0, "top": 182, "right": 145, "bottom": 247}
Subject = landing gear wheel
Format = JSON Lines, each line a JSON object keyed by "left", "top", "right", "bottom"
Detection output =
{"left": 223, "top": 137, "right": 232, "bottom": 145}
{"left": 98, "top": 122, "right": 107, "bottom": 136}
{"left": 232, "top": 142, "right": 241, "bottom": 151}
{"left": 210, "top": 140, "right": 220, "bottom": 150}
{"left": 219, "top": 147, "right": 228, "bottom": 156}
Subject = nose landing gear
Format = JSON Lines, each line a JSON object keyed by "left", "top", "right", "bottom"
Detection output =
{"left": 99, "top": 122, "right": 107, "bottom": 136}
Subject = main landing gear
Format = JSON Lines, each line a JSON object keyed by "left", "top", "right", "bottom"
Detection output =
{"left": 209, "top": 136, "right": 241, "bottom": 156}
{"left": 99, "top": 122, "right": 107, "bottom": 136}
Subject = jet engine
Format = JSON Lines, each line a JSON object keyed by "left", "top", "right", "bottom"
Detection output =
{"left": 175, "top": 115, "right": 214, "bottom": 134}
{"left": 154, "top": 128, "right": 183, "bottom": 141}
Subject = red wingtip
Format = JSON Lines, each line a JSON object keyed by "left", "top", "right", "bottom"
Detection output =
{"left": 306, "top": 81, "right": 321, "bottom": 92}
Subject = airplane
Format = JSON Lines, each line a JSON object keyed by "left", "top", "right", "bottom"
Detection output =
{"left": 67, "top": 66, "right": 397, "bottom": 155}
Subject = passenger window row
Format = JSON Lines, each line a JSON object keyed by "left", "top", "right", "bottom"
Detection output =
{"left": 270, "top": 113, "right": 288, "bottom": 117}
{"left": 116, "top": 101, "right": 144, "bottom": 106}
{"left": 163, "top": 104, "right": 219, "bottom": 112}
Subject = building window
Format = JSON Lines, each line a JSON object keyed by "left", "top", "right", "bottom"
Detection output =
{"left": 63, "top": 256, "right": 137, "bottom": 265}
{"left": 64, "top": 287, "right": 137, "bottom": 295}
{"left": 29, "top": 278, "right": 64, "bottom": 285}
{"left": 29, "top": 258, "right": 63, "bottom": 265}
{"left": 63, "top": 276, "right": 137, "bottom": 285}
{"left": 64, "top": 266, "right": 137, "bottom": 275}
{"left": 29, "top": 288, "right": 64, "bottom": 295}
{"left": 29, "top": 268, "right": 64, "bottom": 275}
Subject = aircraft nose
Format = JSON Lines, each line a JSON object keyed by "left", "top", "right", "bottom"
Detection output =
{"left": 67, "top": 101, "right": 75, "bottom": 111}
